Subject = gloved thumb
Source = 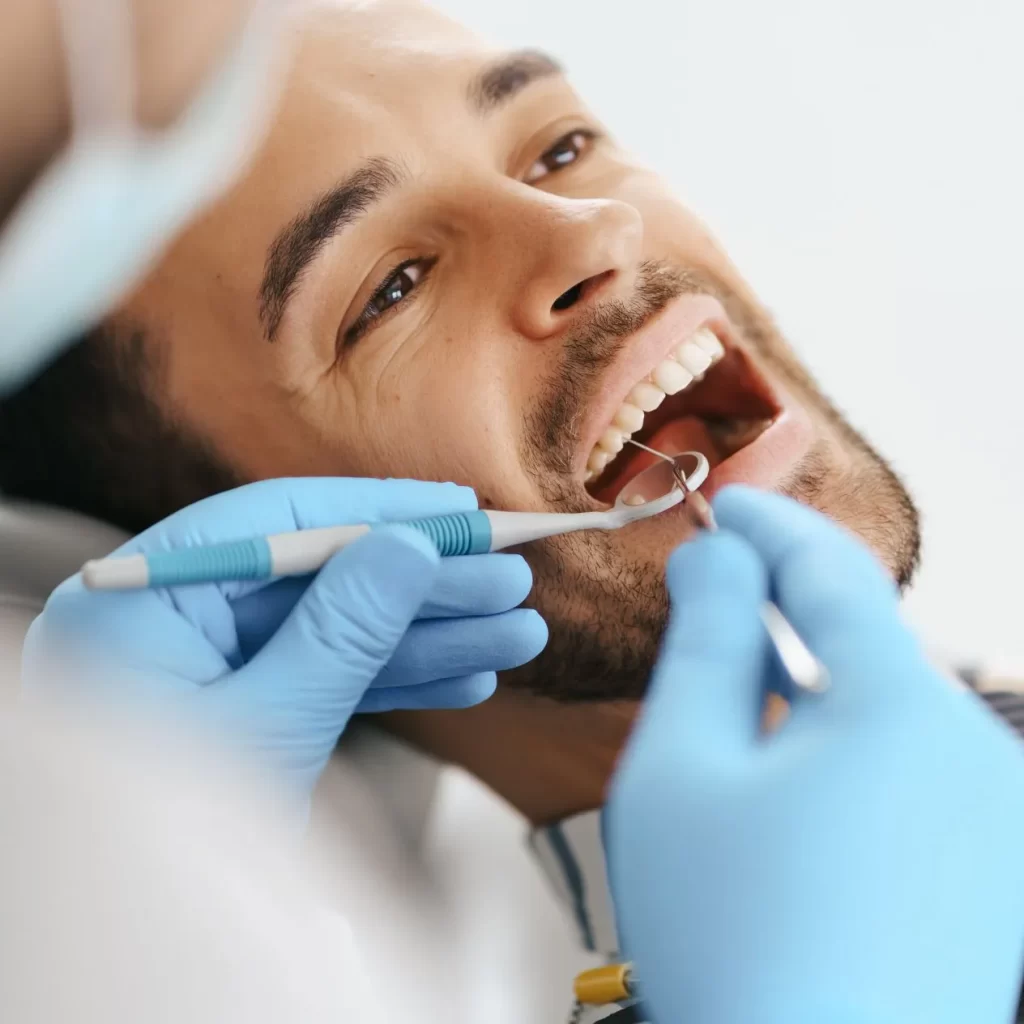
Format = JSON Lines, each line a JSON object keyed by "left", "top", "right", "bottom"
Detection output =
{"left": 637, "top": 530, "right": 769, "bottom": 760}
{"left": 208, "top": 526, "right": 440, "bottom": 781}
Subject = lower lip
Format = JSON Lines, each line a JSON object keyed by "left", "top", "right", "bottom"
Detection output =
{"left": 701, "top": 391, "right": 814, "bottom": 500}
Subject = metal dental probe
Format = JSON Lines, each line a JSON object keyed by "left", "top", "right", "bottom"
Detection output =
{"left": 626, "top": 438, "right": 830, "bottom": 695}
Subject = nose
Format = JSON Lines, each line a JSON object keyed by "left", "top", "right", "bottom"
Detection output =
{"left": 507, "top": 195, "right": 644, "bottom": 341}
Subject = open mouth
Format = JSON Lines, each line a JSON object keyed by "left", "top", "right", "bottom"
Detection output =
{"left": 584, "top": 325, "right": 781, "bottom": 504}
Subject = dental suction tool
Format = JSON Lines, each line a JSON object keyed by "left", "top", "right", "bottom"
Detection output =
{"left": 624, "top": 439, "right": 830, "bottom": 695}
{"left": 81, "top": 459, "right": 707, "bottom": 592}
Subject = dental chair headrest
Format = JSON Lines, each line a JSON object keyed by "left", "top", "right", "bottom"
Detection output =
{"left": 0, "top": 500, "right": 127, "bottom": 603}
{"left": 0, "top": 500, "right": 127, "bottom": 690}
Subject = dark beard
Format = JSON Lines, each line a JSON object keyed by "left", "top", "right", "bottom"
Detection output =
{"left": 502, "top": 260, "right": 921, "bottom": 702}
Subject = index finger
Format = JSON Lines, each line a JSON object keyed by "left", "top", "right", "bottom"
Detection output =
{"left": 633, "top": 531, "right": 770, "bottom": 763}
{"left": 713, "top": 487, "right": 921, "bottom": 687}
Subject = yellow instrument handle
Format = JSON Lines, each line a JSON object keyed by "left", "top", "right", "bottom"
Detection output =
{"left": 573, "top": 963, "right": 633, "bottom": 1004}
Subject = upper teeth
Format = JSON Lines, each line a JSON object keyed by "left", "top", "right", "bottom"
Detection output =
{"left": 584, "top": 326, "right": 725, "bottom": 482}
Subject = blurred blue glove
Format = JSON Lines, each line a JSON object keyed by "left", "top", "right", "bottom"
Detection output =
{"left": 608, "top": 487, "right": 1024, "bottom": 1024}
{"left": 24, "top": 477, "right": 547, "bottom": 801}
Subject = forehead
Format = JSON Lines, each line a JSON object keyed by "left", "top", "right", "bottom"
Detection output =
{"left": 225, "top": 0, "right": 567, "bottom": 240}
{"left": 281, "top": 1, "right": 503, "bottom": 135}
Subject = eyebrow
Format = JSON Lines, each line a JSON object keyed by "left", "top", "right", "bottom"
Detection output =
{"left": 259, "top": 157, "right": 404, "bottom": 340}
{"left": 468, "top": 49, "right": 564, "bottom": 114}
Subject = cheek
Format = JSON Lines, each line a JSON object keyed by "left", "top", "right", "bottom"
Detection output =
{"left": 159, "top": 327, "right": 303, "bottom": 475}
{"left": 645, "top": 197, "right": 730, "bottom": 272}
{"left": 363, "top": 355, "right": 535, "bottom": 508}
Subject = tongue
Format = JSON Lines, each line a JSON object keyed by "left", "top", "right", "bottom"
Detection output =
{"left": 646, "top": 416, "right": 719, "bottom": 460}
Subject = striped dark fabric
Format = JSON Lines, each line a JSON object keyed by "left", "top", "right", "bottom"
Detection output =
{"left": 980, "top": 691, "right": 1024, "bottom": 737}
{"left": 973, "top": 686, "right": 1024, "bottom": 1024}
{"left": 595, "top": 1006, "right": 646, "bottom": 1023}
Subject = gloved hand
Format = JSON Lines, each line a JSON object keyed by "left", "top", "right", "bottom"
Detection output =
{"left": 608, "top": 487, "right": 1024, "bottom": 1024}
{"left": 24, "top": 478, "right": 547, "bottom": 802}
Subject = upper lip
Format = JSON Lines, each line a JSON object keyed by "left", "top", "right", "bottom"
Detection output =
{"left": 575, "top": 293, "right": 736, "bottom": 478}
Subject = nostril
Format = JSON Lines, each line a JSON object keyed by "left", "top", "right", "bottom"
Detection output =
{"left": 551, "top": 270, "right": 615, "bottom": 314}
{"left": 552, "top": 282, "right": 584, "bottom": 312}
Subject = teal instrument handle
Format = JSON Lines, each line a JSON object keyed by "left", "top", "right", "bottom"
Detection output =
{"left": 140, "top": 510, "right": 492, "bottom": 588}
{"left": 401, "top": 510, "right": 492, "bottom": 556}
{"left": 147, "top": 538, "right": 273, "bottom": 587}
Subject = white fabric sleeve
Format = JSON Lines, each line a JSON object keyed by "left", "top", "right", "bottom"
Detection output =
{"left": 0, "top": 702, "right": 388, "bottom": 1024}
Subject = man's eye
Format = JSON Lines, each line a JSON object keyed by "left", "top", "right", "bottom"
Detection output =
{"left": 365, "top": 260, "right": 427, "bottom": 319}
{"left": 524, "top": 129, "right": 598, "bottom": 185}
{"left": 345, "top": 258, "right": 433, "bottom": 345}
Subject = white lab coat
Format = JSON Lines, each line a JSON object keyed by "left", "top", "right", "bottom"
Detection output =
{"left": 0, "top": 702, "right": 391, "bottom": 1023}
{"left": 316, "top": 726, "right": 599, "bottom": 1024}
{"left": 0, "top": 703, "right": 596, "bottom": 1024}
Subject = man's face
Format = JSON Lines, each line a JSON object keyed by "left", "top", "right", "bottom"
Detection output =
{"left": 121, "top": 0, "right": 919, "bottom": 700}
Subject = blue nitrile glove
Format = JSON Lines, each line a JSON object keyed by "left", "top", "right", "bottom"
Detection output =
{"left": 23, "top": 478, "right": 547, "bottom": 801}
{"left": 608, "top": 487, "right": 1024, "bottom": 1024}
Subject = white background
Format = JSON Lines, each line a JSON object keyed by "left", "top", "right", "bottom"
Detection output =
{"left": 424, "top": 2, "right": 1024, "bottom": 1021}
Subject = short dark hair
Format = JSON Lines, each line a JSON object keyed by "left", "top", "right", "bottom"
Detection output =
{"left": 0, "top": 326, "right": 239, "bottom": 534}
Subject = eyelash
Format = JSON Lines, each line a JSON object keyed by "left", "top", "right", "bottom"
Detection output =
{"left": 343, "top": 127, "right": 600, "bottom": 346}
{"left": 344, "top": 256, "right": 437, "bottom": 346}
{"left": 524, "top": 126, "right": 600, "bottom": 184}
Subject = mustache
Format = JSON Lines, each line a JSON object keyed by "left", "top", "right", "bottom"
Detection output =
{"left": 522, "top": 260, "right": 702, "bottom": 496}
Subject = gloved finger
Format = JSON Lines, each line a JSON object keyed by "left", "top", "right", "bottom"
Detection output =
{"left": 634, "top": 531, "right": 769, "bottom": 762}
{"left": 231, "top": 575, "right": 313, "bottom": 660}
{"left": 714, "top": 487, "right": 894, "bottom": 596}
{"left": 230, "top": 554, "right": 536, "bottom": 660}
{"left": 370, "top": 608, "right": 548, "bottom": 689}
{"left": 357, "top": 672, "right": 498, "bottom": 712}
{"left": 714, "top": 487, "right": 921, "bottom": 691}
{"left": 212, "top": 527, "right": 439, "bottom": 737}
{"left": 118, "top": 477, "right": 476, "bottom": 555}
{"left": 414, "top": 554, "right": 534, "bottom": 619}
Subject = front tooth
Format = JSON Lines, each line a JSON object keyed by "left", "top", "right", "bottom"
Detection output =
{"left": 622, "top": 494, "right": 647, "bottom": 506}
{"left": 588, "top": 448, "right": 613, "bottom": 475}
{"left": 613, "top": 403, "right": 645, "bottom": 434}
{"left": 675, "top": 340, "right": 712, "bottom": 377}
{"left": 599, "top": 428, "right": 626, "bottom": 454}
{"left": 652, "top": 358, "right": 694, "bottom": 396}
{"left": 693, "top": 327, "right": 725, "bottom": 359}
{"left": 629, "top": 381, "right": 665, "bottom": 413}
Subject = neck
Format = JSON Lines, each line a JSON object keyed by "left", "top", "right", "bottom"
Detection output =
{"left": 381, "top": 691, "right": 639, "bottom": 826}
